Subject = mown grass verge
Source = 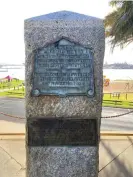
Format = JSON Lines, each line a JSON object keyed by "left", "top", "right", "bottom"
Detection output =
{"left": 0, "top": 88, "right": 25, "bottom": 98}
{"left": 103, "top": 92, "right": 133, "bottom": 102}
{"left": 102, "top": 100, "right": 133, "bottom": 109}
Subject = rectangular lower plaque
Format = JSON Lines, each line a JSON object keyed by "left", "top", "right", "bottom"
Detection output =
{"left": 32, "top": 38, "right": 94, "bottom": 97}
{"left": 28, "top": 118, "right": 97, "bottom": 146}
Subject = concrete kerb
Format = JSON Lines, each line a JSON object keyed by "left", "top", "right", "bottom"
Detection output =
{"left": 0, "top": 134, "right": 25, "bottom": 140}
{"left": 100, "top": 131, "right": 133, "bottom": 137}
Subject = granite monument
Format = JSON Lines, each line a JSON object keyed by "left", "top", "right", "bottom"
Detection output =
{"left": 25, "top": 11, "right": 105, "bottom": 177}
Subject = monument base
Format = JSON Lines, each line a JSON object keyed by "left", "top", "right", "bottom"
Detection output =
{"left": 27, "top": 147, "right": 98, "bottom": 177}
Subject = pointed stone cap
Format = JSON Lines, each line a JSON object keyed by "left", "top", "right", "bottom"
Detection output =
{"left": 27, "top": 10, "right": 99, "bottom": 21}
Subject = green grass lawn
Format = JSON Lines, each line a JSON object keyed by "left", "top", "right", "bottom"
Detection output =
{"left": 103, "top": 93, "right": 133, "bottom": 109}
{"left": 0, "top": 79, "right": 24, "bottom": 90}
{"left": 102, "top": 100, "right": 133, "bottom": 109}
{"left": 103, "top": 93, "right": 133, "bottom": 102}
{"left": 0, "top": 88, "right": 25, "bottom": 98}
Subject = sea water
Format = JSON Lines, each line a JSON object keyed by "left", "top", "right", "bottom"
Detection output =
{"left": 0, "top": 67, "right": 25, "bottom": 80}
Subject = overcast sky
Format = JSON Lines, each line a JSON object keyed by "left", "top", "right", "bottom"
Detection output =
{"left": 0, "top": 0, "right": 133, "bottom": 64}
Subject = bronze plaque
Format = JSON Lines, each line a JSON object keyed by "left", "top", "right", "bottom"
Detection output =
{"left": 32, "top": 38, "right": 94, "bottom": 97}
{"left": 28, "top": 118, "right": 97, "bottom": 146}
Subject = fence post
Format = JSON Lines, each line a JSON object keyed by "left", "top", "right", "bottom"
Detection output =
{"left": 126, "top": 93, "right": 127, "bottom": 100}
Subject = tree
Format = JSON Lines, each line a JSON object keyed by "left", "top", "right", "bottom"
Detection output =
{"left": 104, "top": 1, "right": 133, "bottom": 50}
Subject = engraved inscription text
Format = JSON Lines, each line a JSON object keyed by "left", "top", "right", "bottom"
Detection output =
{"left": 33, "top": 39, "right": 94, "bottom": 96}
{"left": 28, "top": 119, "right": 97, "bottom": 146}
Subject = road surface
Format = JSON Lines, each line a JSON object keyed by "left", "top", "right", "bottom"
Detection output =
{"left": 0, "top": 97, "right": 133, "bottom": 132}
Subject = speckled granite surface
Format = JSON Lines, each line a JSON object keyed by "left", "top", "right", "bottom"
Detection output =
{"left": 27, "top": 147, "right": 98, "bottom": 177}
{"left": 25, "top": 11, "right": 105, "bottom": 177}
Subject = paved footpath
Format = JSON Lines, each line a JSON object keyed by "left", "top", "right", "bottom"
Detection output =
{"left": 0, "top": 136, "right": 132, "bottom": 177}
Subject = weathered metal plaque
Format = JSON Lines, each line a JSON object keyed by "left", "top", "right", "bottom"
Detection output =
{"left": 28, "top": 118, "right": 97, "bottom": 146}
{"left": 32, "top": 38, "right": 94, "bottom": 97}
